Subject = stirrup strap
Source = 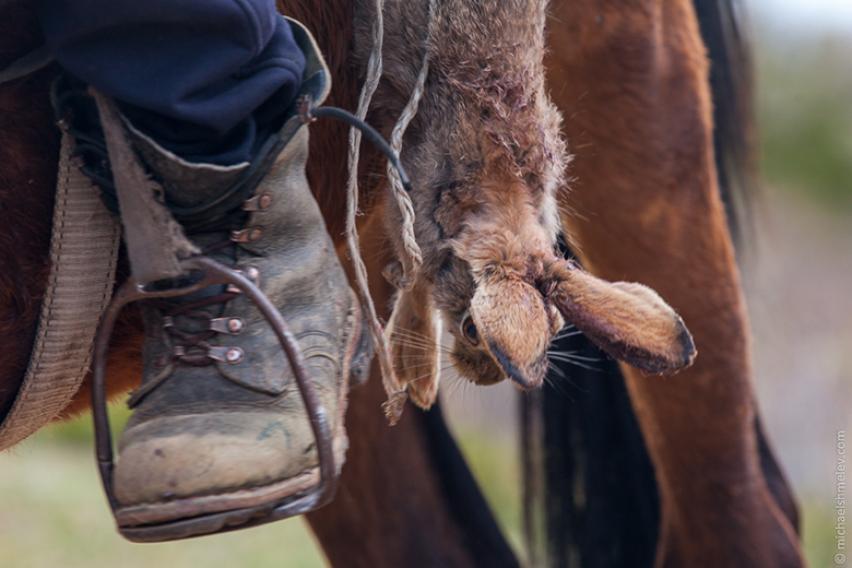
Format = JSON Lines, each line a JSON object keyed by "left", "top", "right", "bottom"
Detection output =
{"left": 0, "top": 130, "right": 120, "bottom": 450}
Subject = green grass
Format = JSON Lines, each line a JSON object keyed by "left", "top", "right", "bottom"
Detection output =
{"left": 0, "top": 439, "right": 325, "bottom": 568}
{"left": 801, "top": 498, "right": 842, "bottom": 568}
{"left": 450, "top": 427, "right": 524, "bottom": 555}
{"left": 0, "top": 409, "right": 839, "bottom": 567}
{"left": 1, "top": 403, "right": 326, "bottom": 567}
{"left": 0, "top": 410, "right": 525, "bottom": 568}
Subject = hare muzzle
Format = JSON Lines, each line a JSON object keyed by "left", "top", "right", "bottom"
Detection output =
{"left": 469, "top": 277, "right": 552, "bottom": 389}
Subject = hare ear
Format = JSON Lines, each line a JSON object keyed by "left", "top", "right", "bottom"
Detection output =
{"left": 552, "top": 264, "right": 696, "bottom": 374}
{"left": 386, "top": 282, "right": 442, "bottom": 409}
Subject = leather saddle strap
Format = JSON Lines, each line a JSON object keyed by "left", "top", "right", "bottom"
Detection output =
{"left": 0, "top": 130, "right": 120, "bottom": 449}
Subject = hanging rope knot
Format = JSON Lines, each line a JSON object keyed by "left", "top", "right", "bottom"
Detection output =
{"left": 385, "top": 0, "right": 436, "bottom": 291}
{"left": 381, "top": 389, "right": 408, "bottom": 425}
{"left": 339, "top": 0, "right": 408, "bottom": 423}
{"left": 336, "top": 0, "right": 436, "bottom": 422}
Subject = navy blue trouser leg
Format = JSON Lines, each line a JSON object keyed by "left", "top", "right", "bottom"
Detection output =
{"left": 38, "top": 0, "right": 306, "bottom": 165}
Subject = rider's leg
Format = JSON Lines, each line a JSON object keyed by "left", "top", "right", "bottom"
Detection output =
{"left": 39, "top": 1, "right": 365, "bottom": 537}
{"left": 39, "top": 0, "right": 305, "bottom": 165}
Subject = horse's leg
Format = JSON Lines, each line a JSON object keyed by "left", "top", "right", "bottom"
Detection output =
{"left": 305, "top": 214, "right": 517, "bottom": 567}
{"left": 545, "top": 1, "right": 803, "bottom": 565}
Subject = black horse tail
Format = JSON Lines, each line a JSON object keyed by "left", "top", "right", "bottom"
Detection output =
{"left": 520, "top": 2, "right": 782, "bottom": 567}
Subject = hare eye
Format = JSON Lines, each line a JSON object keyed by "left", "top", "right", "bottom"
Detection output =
{"left": 460, "top": 312, "right": 479, "bottom": 346}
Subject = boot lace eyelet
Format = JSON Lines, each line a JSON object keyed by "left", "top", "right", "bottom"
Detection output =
{"left": 242, "top": 193, "right": 273, "bottom": 211}
{"left": 230, "top": 227, "right": 264, "bottom": 243}
{"left": 209, "top": 317, "right": 245, "bottom": 335}
{"left": 205, "top": 346, "right": 244, "bottom": 364}
{"left": 225, "top": 347, "right": 243, "bottom": 364}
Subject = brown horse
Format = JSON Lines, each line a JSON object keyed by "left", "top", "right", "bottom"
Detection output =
{"left": 0, "top": 0, "right": 804, "bottom": 566}
{"left": 537, "top": 2, "right": 803, "bottom": 566}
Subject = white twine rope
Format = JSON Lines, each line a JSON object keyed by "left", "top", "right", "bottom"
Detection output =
{"left": 346, "top": 0, "right": 436, "bottom": 424}
{"left": 385, "top": 0, "right": 437, "bottom": 290}
{"left": 345, "top": 0, "right": 404, "bottom": 424}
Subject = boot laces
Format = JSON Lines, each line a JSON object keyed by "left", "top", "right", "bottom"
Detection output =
{"left": 153, "top": 238, "right": 251, "bottom": 368}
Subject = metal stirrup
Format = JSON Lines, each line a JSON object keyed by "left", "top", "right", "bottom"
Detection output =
{"left": 91, "top": 257, "right": 337, "bottom": 542}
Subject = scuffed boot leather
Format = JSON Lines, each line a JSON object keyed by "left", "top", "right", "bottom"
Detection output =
{"left": 99, "top": 20, "right": 364, "bottom": 526}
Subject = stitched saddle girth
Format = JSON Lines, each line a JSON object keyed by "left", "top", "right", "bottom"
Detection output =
{"left": 0, "top": 130, "right": 120, "bottom": 450}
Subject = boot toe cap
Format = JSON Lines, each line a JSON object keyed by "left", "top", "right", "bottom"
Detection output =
{"left": 113, "top": 411, "right": 318, "bottom": 507}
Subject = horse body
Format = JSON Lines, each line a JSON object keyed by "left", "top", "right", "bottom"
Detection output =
{"left": 0, "top": 0, "right": 804, "bottom": 566}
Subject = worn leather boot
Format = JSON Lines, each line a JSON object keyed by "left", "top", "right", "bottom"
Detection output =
{"left": 86, "top": 20, "right": 367, "bottom": 533}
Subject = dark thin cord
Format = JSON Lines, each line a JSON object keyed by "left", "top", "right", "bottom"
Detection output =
{"left": 301, "top": 103, "right": 413, "bottom": 193}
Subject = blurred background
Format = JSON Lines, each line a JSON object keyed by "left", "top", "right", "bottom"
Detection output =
{"left": 742, "top": 1, "right": 852, "bottom": 566}
{"left": 1, "top": 1, "right": 850, "bottom": 566}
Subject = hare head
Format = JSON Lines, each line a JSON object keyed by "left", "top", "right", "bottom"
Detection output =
{"left": 430, "top": 181, "right": 696, "bottom": 391}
